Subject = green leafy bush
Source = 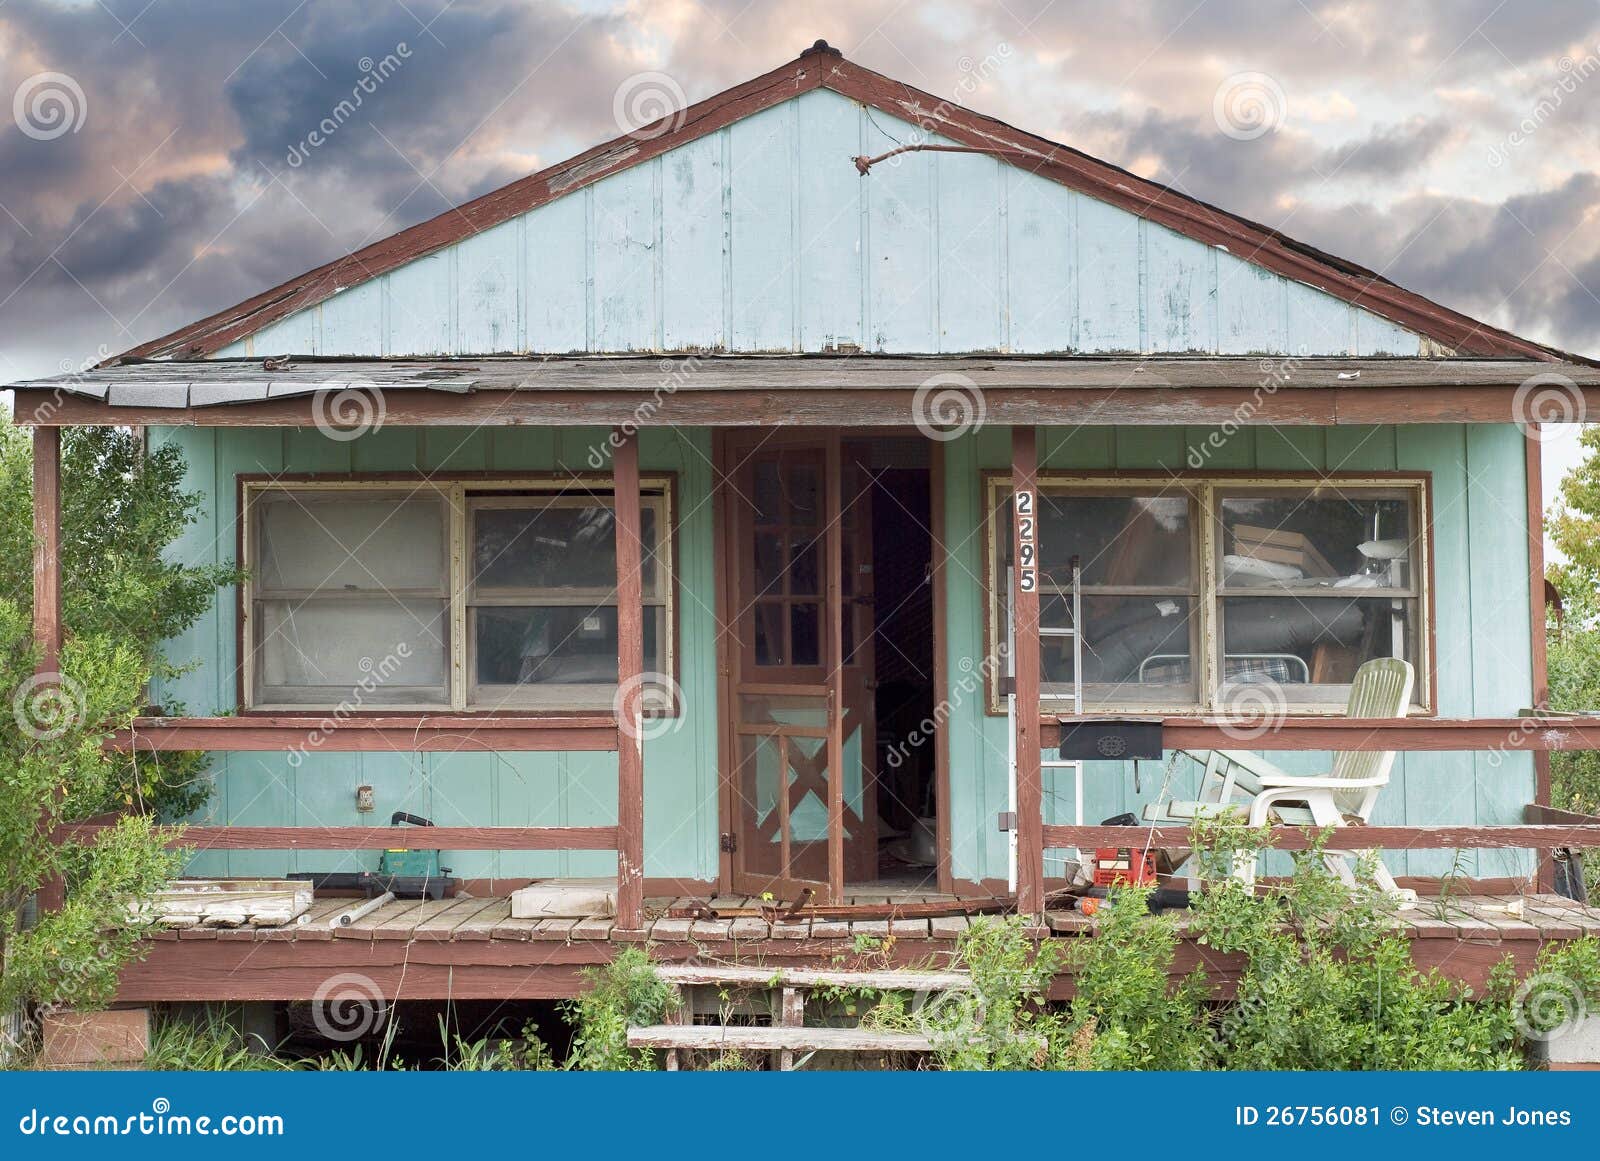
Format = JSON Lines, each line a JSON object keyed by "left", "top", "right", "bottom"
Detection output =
{"left": 0, "top": 416, "right": 236, "bottom": 1036}
{"left": 562, "top": 947, "right": 680, "bottom": 1070}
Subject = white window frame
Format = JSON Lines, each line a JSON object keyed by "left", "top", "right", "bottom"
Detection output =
{"left": 241, "top": 476, "right": 676, "bottom": 713}
{"left": 983, "top": 472, "right": 1433, "bottom": 716}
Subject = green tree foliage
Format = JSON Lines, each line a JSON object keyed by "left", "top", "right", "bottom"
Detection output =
{"left": 0, "top": 417, "right": 239, "bottom": 818}
{"left": 1544, "top": 426, "right": 1600, "bottom": 824}
{"left": 0, "top": 415, "right": 236, "bottom": 1024}
{"left": 1548, "top": 426, "right": 1600, "bottom": 598}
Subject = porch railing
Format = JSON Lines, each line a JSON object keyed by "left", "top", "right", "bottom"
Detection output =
{"left": 73, "top": 711, "right": 648, "bottom": 927}
{"left": 1027, "top": 714, "right": 1600, "bottom": 914}
{"left": 29, "top": 424, "right": 654, "bottom": 931}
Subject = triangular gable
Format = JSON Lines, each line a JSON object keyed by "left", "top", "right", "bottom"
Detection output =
{"left": 126, "top": 42, "right": 1563, "bottom": 363}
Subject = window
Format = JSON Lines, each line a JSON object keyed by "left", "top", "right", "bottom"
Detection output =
{"left": 244, "top": 477, "right": 674, "bottom": 712}
{"left": 986, "top": 475, "right": 1430, "bottom": 713}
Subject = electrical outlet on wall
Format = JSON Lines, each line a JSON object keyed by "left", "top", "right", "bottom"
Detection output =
{"left": 355, "top": 785, "right": 375, "bottom": 813}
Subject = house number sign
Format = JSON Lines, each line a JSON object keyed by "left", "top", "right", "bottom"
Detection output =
{"left": 1016, "top": 489, "right": 1036, "bottom": 593}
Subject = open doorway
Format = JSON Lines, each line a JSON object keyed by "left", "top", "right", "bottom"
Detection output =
{"left": 857, "top": 441, "right": 936, "bottom": 893}
{"left": 717, "top": 432, "right": 940, "bottom": 903}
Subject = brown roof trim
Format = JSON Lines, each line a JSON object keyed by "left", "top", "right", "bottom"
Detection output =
{"left": 122, "top": 41, "right": 1578, "bottom": 365}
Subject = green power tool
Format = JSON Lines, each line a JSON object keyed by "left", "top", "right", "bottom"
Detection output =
{"left": 291, "top": 811, "right": 457, "bottom": 900}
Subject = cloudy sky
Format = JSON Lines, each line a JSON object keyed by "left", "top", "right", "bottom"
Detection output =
{"left": 2, "top": 0, "right": 1597, "bottom": 483}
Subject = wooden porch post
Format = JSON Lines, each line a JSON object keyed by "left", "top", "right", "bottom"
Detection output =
{"left": 33, "top": 426, "right": 61, "bottom": 677}
{"left": 33, "top": 425, "right": 65, "bottom": 914}
{"left": 1526, "top": 425, "right": 1555, "bottom": 892}
{"left": 613, "top": 428, "right": 646, "bottom": 929}
{"left": 1011, "top": 426, "right": 1044, "bottom": 918}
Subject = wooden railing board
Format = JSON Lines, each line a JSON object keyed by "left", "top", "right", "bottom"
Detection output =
{"left": 1041, "top": 823, "right": 1600, "bottom": 851}
{"left": 110, "top": 715, "right": 619, "bottom": 753}
{"left": 58, "top": 824, "right": 621, "bottom": 852}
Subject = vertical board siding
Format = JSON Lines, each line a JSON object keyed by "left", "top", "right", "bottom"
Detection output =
{"left": 455, "top": 218, "right": 520, "bottom": 354}
{"left": 1074, "top": 194, "right": 1141, "bottom": 352}
{"left": 592, "top": 161, "right": 657, "bottom": 351}
{"left": 215, "top": 89, "right": 1423, "bottom": 361}
{"left": 934, "top": 423, "right": 1535, "bottom": 887}
{"left": 728, "top": 103, "right": 797, "bottom": 350}
{"left": 796, "top": 92, "right": 862, "bottom": 350}
{"left": 1005, "top": 168, "right": 1075, "bottom": 352}
{"left": 150, "top": 424, "right": 720, "bottom": 883}
{"left": 662, "top": 133, "right": 727, "bottom": 350}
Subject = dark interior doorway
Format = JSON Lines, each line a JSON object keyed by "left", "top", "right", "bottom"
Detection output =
{"left": 860, "top": 444, "right": 936, "bottom": 891}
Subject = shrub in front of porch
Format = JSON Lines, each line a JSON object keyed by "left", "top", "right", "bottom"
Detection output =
{"left": 1, "top": 417, "right": 237, "bottom": 1052}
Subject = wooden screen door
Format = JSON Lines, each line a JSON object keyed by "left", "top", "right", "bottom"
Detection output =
{"left": 721, "top": 430, "right": 876, "bottom": 903}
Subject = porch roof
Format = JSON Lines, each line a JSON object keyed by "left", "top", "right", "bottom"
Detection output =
{"left": 11, "top": 353, "right": 1600, "bottom": 428}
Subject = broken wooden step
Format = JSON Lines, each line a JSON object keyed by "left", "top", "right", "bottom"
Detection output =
{"left": 653, "top": 964, "right": 971, "bottom": 991}
{"left": 628, "top": 1024, "right": 934, "bottom": 1054}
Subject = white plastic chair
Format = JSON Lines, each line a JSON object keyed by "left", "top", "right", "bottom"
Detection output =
{"left": 1144, "top": 657, "right": 1416, "bottom": 901}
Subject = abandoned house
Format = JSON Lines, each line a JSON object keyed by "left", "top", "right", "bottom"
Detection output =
{"left": 13, "top": 42, "right": 1600, "bottom": 1041}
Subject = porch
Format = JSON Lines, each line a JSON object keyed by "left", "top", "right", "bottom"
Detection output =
{"left": 112, "top": 886, "right": 1600, "bottom": 1003}
{"left": 17, "top": 357, "right": 1600, "bottom": 991}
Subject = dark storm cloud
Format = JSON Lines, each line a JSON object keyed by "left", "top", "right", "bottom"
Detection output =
{"left": 0, "top": 0, "right": 630, "bottom": 370}
{"left": 1283, "top": 175, "right": 1600, "bottom": 353}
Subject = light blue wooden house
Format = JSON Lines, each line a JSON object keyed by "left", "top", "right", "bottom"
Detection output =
{"left": 16, "top": 42, "right": 1596, "bottom": 974}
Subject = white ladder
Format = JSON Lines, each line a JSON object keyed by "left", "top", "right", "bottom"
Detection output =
{"left": 1005, "top": 557, "right": 1084, "bottom": 892}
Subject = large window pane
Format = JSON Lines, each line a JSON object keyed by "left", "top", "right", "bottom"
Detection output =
{"left": 1218, "top": 492, "right": 1414, "bottom": 590}
{"left": 473, "top": 606, "right": 663, "bottom": 698}
{"left": 473, "top": 504, "right": 659, "bottom": 596}
{"left": 1037, "top": 494, "right": 1191, "bottom": 588}
{"left": 1045, "top": 594, "right": 1198, "bottom": 705}
{"left": 1219, "top": 595, "right": 1417, "bottom": 696}
{"left": 256, "top": 493, "right": 445, "bottom": 591}
{"left": 254, "top": 598, "right": 448, "bottom": 704}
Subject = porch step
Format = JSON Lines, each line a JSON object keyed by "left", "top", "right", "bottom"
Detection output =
{"left": 627, "top": 1024, "right": 934, "bottom": 1054}
{"left": 653, "top": 964, "right": 971, "bottom": 991}
{"left": 635, "top": 964, "right": 969, "bottom": 1069}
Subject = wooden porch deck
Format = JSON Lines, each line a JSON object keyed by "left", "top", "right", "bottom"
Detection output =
{"left": 113, "top": 891, "right": 1600, "bottom": 1003}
